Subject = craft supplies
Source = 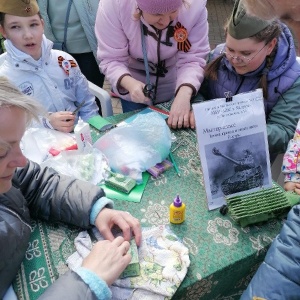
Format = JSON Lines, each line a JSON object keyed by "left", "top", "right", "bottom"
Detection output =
{"left": 147, "top": 159, "right": 173, "bottom": 178}
{"left": 170, "top": 194, "right": 186, "bottom": 224}
{"left": 72, "top": 100, "right": 86, "bottom": 115}
{"left": 74, "top": 117, "right": 92, "bottom": 152}
{"left": 105, "top": 170, "right": 136, "bottom": 194}
{"left": 221, "top": 182, "right": 300, "bottom": 227}
{"left": 120, "top": 239, "right": 140, "bottom": 278}
{"left": 169, "top": 152, "right": 181, "bottom": 177}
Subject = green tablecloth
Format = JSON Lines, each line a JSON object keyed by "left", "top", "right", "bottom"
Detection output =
{"left": 13, "top": 105, "right": 285, "bottom": 299}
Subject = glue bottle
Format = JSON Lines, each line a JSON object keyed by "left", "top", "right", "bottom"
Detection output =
{"left": 74, "top": 117, "right": 92, "bottom": 152}
{"left": 169, "top": 194, "right": 186, "bottom": 224}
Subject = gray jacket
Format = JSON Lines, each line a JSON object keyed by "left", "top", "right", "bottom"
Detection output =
{"left": 0, "top": 160, "right": 110, "bottom": 299}
{"left": 38, "top": 0, "right": 99, "bottom": 62}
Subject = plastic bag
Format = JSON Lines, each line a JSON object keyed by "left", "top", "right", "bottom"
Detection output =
{"left": 22, "top": 127, "right": 109, "bottom": 185}
{"left": 40, "top": 143, "right": 109, "bottom": 185}
{"left": 21, "top": 128, "right": 77, "bottom": 164}
{"left": 94, "top": 112, "right": 172, "bottom": 183}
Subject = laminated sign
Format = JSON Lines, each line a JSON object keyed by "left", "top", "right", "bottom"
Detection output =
{"left": 193, "top": 89, "right": 272, "bottom": 210}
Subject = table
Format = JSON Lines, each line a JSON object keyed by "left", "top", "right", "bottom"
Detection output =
{"left": 13, "top": 103, "right": 285, "bottom": 300}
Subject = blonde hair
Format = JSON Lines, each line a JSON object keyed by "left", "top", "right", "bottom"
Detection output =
{"left": 0, "top": 76, "right": 43, "bottom": 126}
{"left": 242, "top": 0, "right": 278, "bottom": 20}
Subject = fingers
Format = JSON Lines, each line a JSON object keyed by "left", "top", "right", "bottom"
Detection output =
{"left": 96, "top": 209, "right": 142, "bottom": 246}
{"left": 112, "top": 236, "right": 131, "bottom": 256}
{"left": 189, "top": 111, "right": 195, "bottom": 129}
{"left": 49, "top": 111, "right": 75, "bottom": 132}
{"left": 168, "top": 113, "right": 190, "bottom": 129}
{"left": 83, "top": 237, "right": 131, "bottom": 285}
{"left": 125, "top": 212, "right": 142, "bottom": 246}
{"left": 114, "top": 211, "right": 142, "bottom": 246}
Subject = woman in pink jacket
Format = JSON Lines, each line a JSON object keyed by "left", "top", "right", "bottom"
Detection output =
{"left": 95, "top": 0, "right": 210, "bottom": 129}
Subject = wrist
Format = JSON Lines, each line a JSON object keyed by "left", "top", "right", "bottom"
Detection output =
{"left": 75, "top": 267, "right": 112, "bottom": 300}
{"left": 176, "top": 84, "right": 195, "bottom": 97}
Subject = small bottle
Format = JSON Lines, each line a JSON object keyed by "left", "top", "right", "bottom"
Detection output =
{"left": 169, "top": 194, "right": 186, "bottom": 224}
{"left": 74, "top": 117, "right": 92, "bottom": 152}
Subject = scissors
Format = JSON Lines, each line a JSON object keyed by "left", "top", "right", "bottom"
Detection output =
{"left": 72, "top": 100, "right": 86, "bottom": 115}
{"left": 66, "top": 100, "right": 86, "bottom": 122}
{"left": 143, "top": 83, "right": 155, "bottom": 102}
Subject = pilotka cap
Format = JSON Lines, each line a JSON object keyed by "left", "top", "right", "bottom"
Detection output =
{"left": 228, "top": 0, "right": 272, "bottom": 39}
{"left": 0, "top": 0, "right": 39, "bottom": 17}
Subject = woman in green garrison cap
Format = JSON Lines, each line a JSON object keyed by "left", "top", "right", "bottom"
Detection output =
{"left": 191, "top": 0, "right": 300, "bottom": 162}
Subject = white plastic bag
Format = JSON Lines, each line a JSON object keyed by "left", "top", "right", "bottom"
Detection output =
{"left": 94, "top": 112, "right": 172, "bottom": 183}
{"left": 40, "top": 143, "right": 109, "bottom": 185}
{"left": 21, "top": 128, "right": 77, "bottom": 164}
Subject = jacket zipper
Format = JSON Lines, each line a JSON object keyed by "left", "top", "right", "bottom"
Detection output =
{"left": 0, "top": 203, "right": 32, "bottom": 231}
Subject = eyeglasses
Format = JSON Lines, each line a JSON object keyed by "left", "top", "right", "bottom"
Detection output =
{"left": 222, "top": 44, "right": 267, "bottom": 64}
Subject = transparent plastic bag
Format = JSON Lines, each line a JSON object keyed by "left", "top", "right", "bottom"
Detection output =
{"left": 94, "top": 112, "right": 172, "bottom": 183}
{"left": 21, "top": 128, "right": 77, "bottom": 164}
{"left": 40, "top": 143, "right": 109, "bottom": 185}
{"left": 22, "top": 128, "right": 109, "bottom": 185}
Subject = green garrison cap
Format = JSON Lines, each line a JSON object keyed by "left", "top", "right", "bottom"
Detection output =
{"left": 228, "top": 0, "right": 272, "bottom": 39}
{"left": 0, "top": 0, "right": 39, "bottom": 17}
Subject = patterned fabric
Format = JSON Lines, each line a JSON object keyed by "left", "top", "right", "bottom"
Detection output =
{"left": 13, "top": 103, "right": 285, "bottom": 300}
{"left": 282, "top": 118, "right": 300, "bottom": 182}
{"left": 67, "top": 226, "right": 190, "bottom": 300}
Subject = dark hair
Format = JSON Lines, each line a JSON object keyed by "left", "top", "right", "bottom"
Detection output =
{"left": 0, "top": 13, "right": 4, "bottom": 26}
{"left": 205, "top": 20, "right": 282, "bottom": 100}
{"left": 0, "top": 11, "right": 42, "bottom": 26}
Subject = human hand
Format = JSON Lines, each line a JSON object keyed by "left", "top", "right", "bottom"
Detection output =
{"left": 168, "top": 86, "right": 193, "bottom": 129}
{"left": 95, "top": 208, "right": 142, "bottom": 246}
{"left": 48, "top": 111, "right": 75, "bottom": 133}
{"left": 189, "top": 110, "right": 196, "bottom": 129}
{"left": 284, "top": 181, "right": 300, "bottom": 194}
{"left": 82, "top": 236, "right": 131, "bottom": 285}
{"left": 120, "top": 76, "right": 152, "bottom": 105}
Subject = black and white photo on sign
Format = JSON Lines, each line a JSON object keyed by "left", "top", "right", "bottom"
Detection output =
{"left": 193, "top": 89, "right": 272, "bottom": 210}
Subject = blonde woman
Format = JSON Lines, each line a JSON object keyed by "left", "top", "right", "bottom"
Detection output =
{"left": 0, "top": 76, "right": 141, "bottom": 300}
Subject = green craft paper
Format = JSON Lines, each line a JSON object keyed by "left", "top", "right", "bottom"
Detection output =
{"left": 88, "top": 115, "right": 114, "bottom": 131}
{"left": 100, "top": 172, "right": 150, "bottom": 203}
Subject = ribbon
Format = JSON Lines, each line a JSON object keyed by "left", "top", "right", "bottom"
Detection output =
{"left": 58, "top": 56, "right": 77, "bottom": 75}
{"left": 173, "top": 22, "right": 191, "bottom": 52}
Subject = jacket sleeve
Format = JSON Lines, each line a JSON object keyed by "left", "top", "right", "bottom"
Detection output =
{"left": 38, "top": 270, "right": 110, "bottom": 300}
{"left": 95, "top": 0, "right": 133, "bottom": 89}
{"left": 14, "top": 160, "right": 109, "bottom": 228}
{"left": 266, "top": 77, "right": 300, "bottom": 154}
{"left": 175, "top": 1, "right": 210, "bottom": 93}
{"left": 241, "top": 204, "right": 300, "bottom": 299}
{"left": 70, "top": 54, "right": 99, "bottom": 121}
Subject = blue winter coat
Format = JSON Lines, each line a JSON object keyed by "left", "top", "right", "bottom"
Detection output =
{"left": 241, "top": 204, "right": 300, "bottom": 299}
